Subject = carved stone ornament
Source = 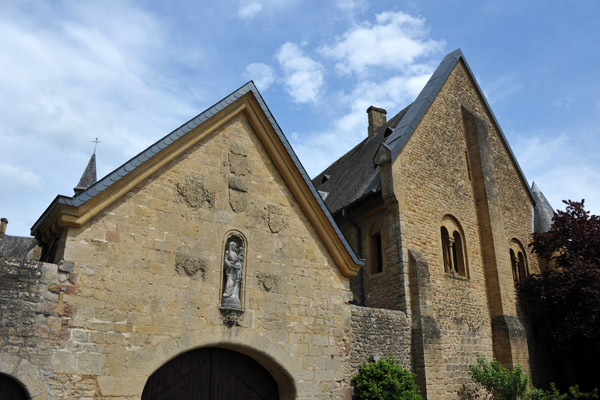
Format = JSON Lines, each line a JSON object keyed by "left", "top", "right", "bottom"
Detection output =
{"left": 221, "top": 235, "right": 245, "bottom": 309}
{"left": 220, "top": 308, "right": 243, "bottom": 327}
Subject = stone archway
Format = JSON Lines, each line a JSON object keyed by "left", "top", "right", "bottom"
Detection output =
{"left": 0, "top": 373, "right": 27, "bottom": 400}
{"left": 141, "top": 347, "right": 279, "bottom": 399}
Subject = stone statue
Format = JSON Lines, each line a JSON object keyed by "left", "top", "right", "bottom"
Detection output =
{"left": 221, "top": 240, "right": 244, "bottom": 308}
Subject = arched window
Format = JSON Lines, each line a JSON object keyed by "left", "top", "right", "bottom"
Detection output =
{"left": 441, "top": 216, "right": 468, "bottom": 278}
{"left": 509, "top": 239, "right": 529, "bottom": 284}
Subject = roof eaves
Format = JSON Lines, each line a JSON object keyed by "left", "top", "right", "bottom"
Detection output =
{"left": 30, "top": 195, "right": 74, "bottom": 234}
{"left": 68, "top": 84, "right": 252, "bottom": 208}
{"left": 247, "top": 84, "right": 365, "bottom": 267}
{"left": 383, "top": 49, "right": 462, "bottom": 161}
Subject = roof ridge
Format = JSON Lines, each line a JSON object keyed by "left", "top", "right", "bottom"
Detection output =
{"left": 375, "top": 48, "right": 535, "bottom": 204}
{"left": 31, "top": 81, "right": 364, "bottom": 269}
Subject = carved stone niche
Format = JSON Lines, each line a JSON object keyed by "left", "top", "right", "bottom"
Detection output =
{"left": 220, "top": 233, "right": 246, "bottom": 311}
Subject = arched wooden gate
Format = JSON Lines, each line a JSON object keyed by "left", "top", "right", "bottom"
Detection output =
{"left": 142, "top": 347, "right": 279, "bottom": 399}
{"left": 0, "top": 374, "right": 27, "bottom": 400}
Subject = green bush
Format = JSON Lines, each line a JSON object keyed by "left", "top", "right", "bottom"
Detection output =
{"left": 352, "top": 358, "right": 422, "bottom": 400}
{"left": 468, "top": 355, "right": 530, "bottom": 400}
{"left": 529, "top": 383, "right": 599, "bottom": 400}
{"left": 469, "top": 355, "right": 599, "bottom": 400}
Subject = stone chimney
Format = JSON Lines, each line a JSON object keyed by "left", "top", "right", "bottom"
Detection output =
{"left": 367, "top": 106, "right": 387, "bottom": 137}
{"left": 0, "top": 218, "right": 7, "bottom": 238}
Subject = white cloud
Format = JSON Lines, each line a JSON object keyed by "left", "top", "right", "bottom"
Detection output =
{"left": 290, "top": 70, "right": 433, "bottom": 176}
{"left": 335, "top": 0, "right": 367, "bottom": 16}
{"left": 318, "top": 11, "right": 444, "bottom": 76}
{"left": 482, "top": 74, "right": 524, "bottom": 104}
{"left": 0, "top": 0, "right": 202, "bottom": 235}
{"left": 244, "top": 62, "right": 275, "bottom": 91}
{"left": 513, "top": 133, "right": 600, "bottom": 216}
{"left": 552, "top": 97, "right": 574, "bottom": 109}
{"left": 238, "top": 1, "right": 263, "bottom": 19}
{"left": 0, "top": 164, "right": 42, "bottom": 190}
{"left": 277, "top": 42, "right": 324, "bottom": 104}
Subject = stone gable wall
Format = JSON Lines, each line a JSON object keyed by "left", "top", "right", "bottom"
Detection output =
{"left": 45, "top": 114, "right": 356, "bottom": 399}
{"left": 387, "top": 61, "right": 535, "bottom": 397}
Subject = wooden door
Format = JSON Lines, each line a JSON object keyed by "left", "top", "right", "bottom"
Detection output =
{"left": 0, "top": 374, "right": 27, "bottom": 400}
{"left": 142, "top": 347, "right": 278, "bottom": 400}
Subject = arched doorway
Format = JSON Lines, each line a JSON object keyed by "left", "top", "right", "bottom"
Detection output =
{"left": 0, "top": 374, "right": 27, "bottom": 400}
{"left": 142, "top": 347, "right": 279, "bottom": 399}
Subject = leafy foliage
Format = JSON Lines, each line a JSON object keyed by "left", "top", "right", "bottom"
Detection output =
{"left": 468, "top": 355, "right": 530, "bottom": 400}
{"left": 352, "top": 358, "right": 422, "bottom": 400}
{"left": 529, "top": 383, "right": 599, "bottom": 400}
{"left": 519, "top": 200, "right": 600, "bottom": 349}
{"left": 469, "top": 356, "right": 598, "bottom": 400}
{"left": 529, "top": 200, "right": 600, "bottom": 269}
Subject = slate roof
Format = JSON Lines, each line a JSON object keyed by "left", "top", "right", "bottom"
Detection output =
{"left": 313, "top": 49, "right": 535, "bottom": 214}
{"left": 312, "top": 105, "right": 411, "bottom": 215}
{"left": 31, "top": 82, "right": 364, "bottom": 266}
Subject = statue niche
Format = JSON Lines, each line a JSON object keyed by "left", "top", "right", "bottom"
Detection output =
{"left": 221, "top": 235, "right": 245, "bottom": 309}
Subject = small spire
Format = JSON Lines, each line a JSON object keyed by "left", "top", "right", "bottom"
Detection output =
{"left": 531, "top": 181, "right": 555, "bottom": 233}
{"left": 74, "top": 152, "right": 97, "bottom": 195}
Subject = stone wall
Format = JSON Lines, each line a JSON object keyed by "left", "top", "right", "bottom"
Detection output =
{"left": 346, "top": 305, "right": 411, "bottom": 385}
{"left": 338, "top": 204, "right": 408, "bottom": 311}
{"left": 0, "top": 256, "right": 82, "bottom": 400}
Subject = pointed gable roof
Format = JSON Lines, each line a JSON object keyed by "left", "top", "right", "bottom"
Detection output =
{"left": 376, "top": 48, "right": 535, "bottom": 204}
{"left": 32, "top": 82, "right": 364, "bottom": 275}
{"left": 315, "top": 49, "right": 536, "bottom": 215}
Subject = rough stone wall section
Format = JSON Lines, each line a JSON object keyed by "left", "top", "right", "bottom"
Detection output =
{"left": 347, "top": 304, "right": 411, "bottom": 384}
{"left": 339, "top": 206, "right": 407, "bottom": 311}
{"left": 0, "top": 256, "right": 80, "bottom": 400}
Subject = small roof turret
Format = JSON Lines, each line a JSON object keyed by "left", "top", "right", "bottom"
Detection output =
{"left": 531, "top": 181, "right": 555, "bottom": 233}
{"left": 74, "top": 152, "right": 97, "bottom": 195}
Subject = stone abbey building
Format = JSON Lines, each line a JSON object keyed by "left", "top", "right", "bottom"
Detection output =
{"left": 0, "top": 49, "right": 554, "bottom": 399}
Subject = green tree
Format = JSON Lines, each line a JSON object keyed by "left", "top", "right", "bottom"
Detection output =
{"left": 519, "top": 200, "right": 600, "bottom": 390}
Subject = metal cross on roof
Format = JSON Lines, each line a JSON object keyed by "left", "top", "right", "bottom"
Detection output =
{"left": 92, "top": 137, "right": 101, "bottom": 154}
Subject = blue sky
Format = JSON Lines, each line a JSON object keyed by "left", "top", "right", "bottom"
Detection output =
{"left": 1, "top": 0, "right": 599, "bottom": 237}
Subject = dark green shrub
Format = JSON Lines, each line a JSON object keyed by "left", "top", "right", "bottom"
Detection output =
{"left": 469, "top": 355, "right": 599, "bottom": 400}
{"left": 468, "top": 355, "right": 530, "bottom": 400}
{"left": 530, "top": 383, "right": 599, "bottom": 400}
{"left": 352, "top": 358, "right": 422, "bottom": 400}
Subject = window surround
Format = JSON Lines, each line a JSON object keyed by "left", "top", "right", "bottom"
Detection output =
{"left": 509, "top": 239, "right": 529, "bottom": 284}
{"left": 441, "top": 215, "right": 469, "bottom": 279}
{"left": 368, "top": 228, "right": 385, "bottom": 276}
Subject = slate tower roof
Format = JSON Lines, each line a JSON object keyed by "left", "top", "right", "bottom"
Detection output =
{"left": 531, "top": 182, "right": 555, "bottom": 233}
{"left": 73, "top": 152, "right": 97, "bottom": 195}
